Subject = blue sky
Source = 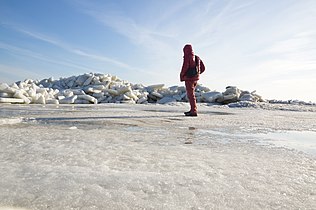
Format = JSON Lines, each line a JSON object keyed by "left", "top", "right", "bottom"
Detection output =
{"left": 1, "top": 0, "right": 316, "bottom": 102}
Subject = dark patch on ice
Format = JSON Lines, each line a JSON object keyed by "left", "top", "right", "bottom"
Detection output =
{"left": 145, "top": 109, "right": 234, "bottom": 115}
{"left": 144, "top": 109, "right": 177, "bottom": 113}
{"left": 23, "top": 115, "right": 181, "bottom": 130}
{"left": 199, "top": 111, "right": 234, "bottom": 115}
{"left": 30, "top": 115, "right": 179, "bottom": 122}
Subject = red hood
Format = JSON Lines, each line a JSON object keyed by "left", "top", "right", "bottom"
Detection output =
{"left": 183, "top": 44, "right": 194, "bottom": 57}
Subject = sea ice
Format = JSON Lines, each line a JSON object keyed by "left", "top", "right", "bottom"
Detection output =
{"left": 0, "top": 103, "right": 315, "bottom": 209}
{"left": 0, "top": 73, "right": 269, "bottom": 105}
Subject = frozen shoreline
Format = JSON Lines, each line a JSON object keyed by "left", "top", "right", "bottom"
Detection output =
{"left": 2, "top": 72, "right": 316, "bottom": 107}
{"left": 0, "top": 103, "right": 315, "bottom": 209}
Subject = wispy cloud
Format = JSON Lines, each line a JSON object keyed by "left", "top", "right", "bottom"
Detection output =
{"left": 0, "top": 42, "right": 97, "bottom": 73}
{"left": 72, "top": 0, "right": 186, "bottom": 54}
{"left": 73, "top": 49, "right": 130, "bottom": 69}
{"left": 265, "top": 34, "right": 315, "bottom": 55}
{"left": 252, "top": 29, "right": 316, "bottom": 79}
{"left": 85, "top": 10, "right": 176, "bottom": 55}
{"left": 1, "top": 22, "right": 137, "bottom": 71}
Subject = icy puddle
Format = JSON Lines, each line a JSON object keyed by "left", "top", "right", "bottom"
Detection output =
{"left": 198, "top": 129, "right": 316, "bottom": 156}
{"left": 253, "top": 130, "right": 316, "bottom": 155}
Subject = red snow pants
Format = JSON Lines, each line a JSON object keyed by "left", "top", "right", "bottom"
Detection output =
{"left": 185, "top": 80, "right": 198, "bottom": 113}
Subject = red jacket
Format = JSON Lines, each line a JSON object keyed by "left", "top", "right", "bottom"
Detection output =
{"left": 180, "top": 44, "right": 205, "bottom": 82}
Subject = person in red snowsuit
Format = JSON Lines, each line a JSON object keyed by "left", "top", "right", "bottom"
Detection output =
{"left": 180, "top": 44, "right": 205, "bottom": 116}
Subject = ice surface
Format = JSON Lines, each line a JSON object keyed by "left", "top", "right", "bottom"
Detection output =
{"left": 0, "top": 103, "right": 315, "bottom": 209}
{"left": 0, "top": 118, "right": 24, "bottom": 125}
{"left": 253, "top": 131, "right": 316, "bottom": 155}
{"left": 198, "top": 129, "right": 316, "bottom": 156}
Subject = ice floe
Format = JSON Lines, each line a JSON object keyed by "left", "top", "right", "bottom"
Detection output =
{"left": 0, "top": 73, "right": 315, "bottom": 106}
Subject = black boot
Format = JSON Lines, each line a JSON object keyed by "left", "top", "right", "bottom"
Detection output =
{"left": 184, "top": 111, "right": 191, "bottom": 115}
{"left": 185, "top": 112, "right": 197, "bottom": 117}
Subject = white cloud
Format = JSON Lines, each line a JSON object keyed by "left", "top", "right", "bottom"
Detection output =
{"left": 1, "top": 23, "right": 137, "bottom": 71}
{"left": 265, "top": 35, "right": 314, "bottom": 55}
{"left": 0, "top": 42, "right": 96, "bottom": 73}
{"left": 84, "top": 10, "right": 177, "bottom": 57}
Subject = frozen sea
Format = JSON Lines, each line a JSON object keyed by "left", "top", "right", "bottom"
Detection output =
{"left": 0, "top": 103, "right": 315, "bottom": 210}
